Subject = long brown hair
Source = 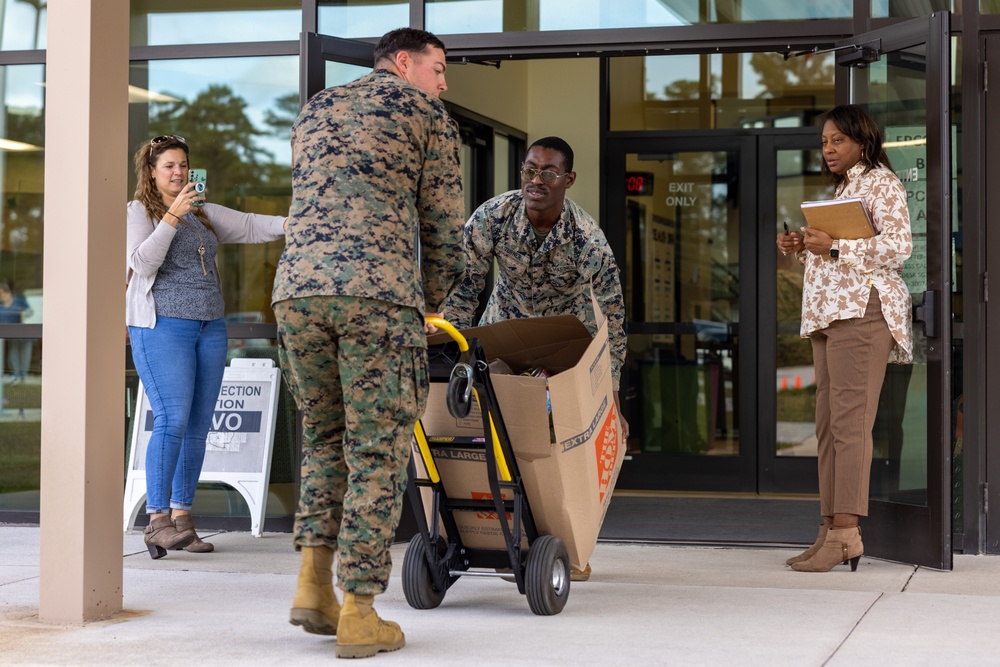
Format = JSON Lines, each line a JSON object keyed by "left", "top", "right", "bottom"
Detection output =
{"left": 820, "top": 105, "right": 893, "bottom": 187}
{"left": 132, "top": 135, "right": 213, "bottom": 234}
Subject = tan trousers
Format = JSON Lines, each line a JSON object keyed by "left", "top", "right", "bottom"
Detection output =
{"left": 810, "top": 289, "right": 896, "bottom": 517}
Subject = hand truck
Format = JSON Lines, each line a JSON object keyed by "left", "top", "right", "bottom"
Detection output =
{"left": 401, "top": 317, "right": 570, "bottom": 616}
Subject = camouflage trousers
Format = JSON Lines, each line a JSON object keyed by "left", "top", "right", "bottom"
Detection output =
{"left": 275, "top": 296, "right": 427, "bottom": 594}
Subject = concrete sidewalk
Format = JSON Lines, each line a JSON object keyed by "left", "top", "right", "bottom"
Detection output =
{"left": 2, "top": 526, "right": 1000, "bottom": 666}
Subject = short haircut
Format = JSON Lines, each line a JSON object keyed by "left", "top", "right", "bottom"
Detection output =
{"left": 374, "top": 28, "right": 446, "bottom": 64}
{"left": 528, "top": 136, "right": 574, "bottom": 173}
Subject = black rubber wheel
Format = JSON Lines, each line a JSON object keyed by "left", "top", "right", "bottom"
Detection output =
{"left": 446, "top": 373, "right": 472, "bottom": 418}
{"left": 402, "top": 537, "right": 448, "bottom": 610}
{"left": 524, "top": 535, "right": 570, "bottom": 615}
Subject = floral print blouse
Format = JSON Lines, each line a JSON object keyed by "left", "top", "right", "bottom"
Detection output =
{"left": 799, "top": 161, "right": 913, "bottom": 364}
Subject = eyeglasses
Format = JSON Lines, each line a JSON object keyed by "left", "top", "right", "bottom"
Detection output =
{"left": 150, "top": 135, "right": 186, "bottom": 147}
{"left": 520, "top": 166, "right": 569, "bottom": 185}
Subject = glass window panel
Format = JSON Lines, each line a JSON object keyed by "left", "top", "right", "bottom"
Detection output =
{"left": 623, "top": 150, "right": 740, "bottom": 456}
{"left": 0, "top": 0, "right": 45, "bottom": 50}
{"left": 873, "top": 0, "right": 951, "bottom": 18}
{"left": 856, "top": 52, "right": 930, "bottom": 505}
{"left": 0, "top": 63, "right": 45, "bottom": 325}
{"left": 0, "top": 336, "right": 41, "bottom": 512}
{"left": 128, "top": 56, "right": 295, "bottom": 323}
{"left": 0, "top": 64, "right": 44, "bottom": 517}
{"left": 983, "top": 0, "right": 1000, "bottom": 12}
{"left": 774, "top": 147, "right": 832, "bottom": 459}
{"left": 610, "top": 52, "right": 835, "bottom": 131}
{"left": 129, "top": 1, "right": 301, "bottom": 47}
{"left": 318, "top": 0, "right": 409, "bottom": 39}
{"left": 325, "top": 60, "right": 371, "bottom": 88}
{"left": 427, "top": 0, "right": 850, "bottom": 34}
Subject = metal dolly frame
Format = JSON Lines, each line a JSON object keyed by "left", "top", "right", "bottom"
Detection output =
{"left": 401, "top": 317, "right": 570, "bottom": 616}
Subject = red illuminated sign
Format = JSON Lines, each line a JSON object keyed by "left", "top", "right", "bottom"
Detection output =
{"left": 625, "top": 171, "right": 654, "bottom": 195}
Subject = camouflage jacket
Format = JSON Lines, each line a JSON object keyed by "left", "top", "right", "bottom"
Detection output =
{"left": 272, "top": 69, "right": 465, "bottom": 316}
{"left": 442, "top": 190, "right": 626, "bottom": 389}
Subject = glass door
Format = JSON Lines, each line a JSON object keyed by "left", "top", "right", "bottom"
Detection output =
{"left": 836, "top": 13, "right": 953, "bottom": 569}
{"left": 607, "top": 133, "right": 757, "bottom": 492}
{"left": 756, "top": 130, "right": 833, "bottom": 494}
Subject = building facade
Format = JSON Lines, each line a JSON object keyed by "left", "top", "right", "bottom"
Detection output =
{"left": 1, "top": 1, "right": 997, "bottom": 570}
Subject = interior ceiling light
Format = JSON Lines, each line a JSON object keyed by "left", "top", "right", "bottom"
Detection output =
{"left": 128, "top": 85, "right": 181, "bottom": 103}
{"left": 0, "top": 137, "right": 42, "bottom": 151}
{"left": 39, "top": 82, "right": 180, "bottom": 104}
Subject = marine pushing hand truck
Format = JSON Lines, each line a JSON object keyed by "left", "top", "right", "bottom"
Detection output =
{"left": 401, "top": 317, "right": 570, "bottom": 616}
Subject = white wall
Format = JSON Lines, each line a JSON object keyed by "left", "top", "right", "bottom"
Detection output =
{"left": 444, "top": 56, "right": 602, "bottom": 218}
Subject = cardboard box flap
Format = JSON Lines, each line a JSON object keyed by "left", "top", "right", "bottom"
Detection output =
{"left": 429, "top": 315, "right": 593, "bottom": 374}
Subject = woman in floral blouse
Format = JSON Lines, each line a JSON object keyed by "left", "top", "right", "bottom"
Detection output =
{"left": 776, "top": 105, "right": 912, "bottom": 573}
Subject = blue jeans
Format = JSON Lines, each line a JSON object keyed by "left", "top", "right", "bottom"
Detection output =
{"left": 129, "top": 316, "right": 228, "bottom": 514}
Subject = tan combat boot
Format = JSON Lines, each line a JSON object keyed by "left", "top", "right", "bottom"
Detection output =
{"left": 289, "top": 545, "right": 340, "bottom": 635}
{"left": 335, "top": 592, "right": 405, "bottom": 659}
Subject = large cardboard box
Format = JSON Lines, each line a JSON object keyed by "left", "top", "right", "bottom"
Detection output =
{"left": 417, "top": 315, "right": 624, "bottom": 571}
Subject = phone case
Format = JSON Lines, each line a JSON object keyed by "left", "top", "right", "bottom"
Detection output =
{"left": 189, "top": 169, "right": 207, "bottom": 207}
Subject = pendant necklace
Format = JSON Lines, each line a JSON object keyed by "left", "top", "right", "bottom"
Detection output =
{"left": 192, "top": 220, "right": 207, "bottom": 276}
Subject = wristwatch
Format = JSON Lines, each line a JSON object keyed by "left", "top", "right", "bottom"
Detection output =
{"left": 829, "top": 242, "right": 840, "bottom": 260}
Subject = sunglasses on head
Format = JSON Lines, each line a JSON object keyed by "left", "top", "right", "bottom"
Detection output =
{"left": 150, "top": 135, "right": 186, "bottom": 147}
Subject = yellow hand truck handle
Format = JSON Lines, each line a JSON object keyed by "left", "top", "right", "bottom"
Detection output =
{"left": 425, "top": 316, "right": 469, "bottom": 352}
{"left": 416, "top": 316, "right": 512, "bottom": 482}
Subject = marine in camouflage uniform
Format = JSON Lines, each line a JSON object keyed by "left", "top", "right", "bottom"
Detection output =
{"left": 442, "top": 137, "right": 625, "bottom": 585}
{"left": 272, "top": 27, "right": 464, "bottom": 621}
{"left": 442, "top": 139, "right": 626, "bottom": 391}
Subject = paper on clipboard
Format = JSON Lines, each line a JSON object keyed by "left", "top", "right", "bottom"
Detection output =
{"left": 800, "top": 197, "right": 877, "bottom": 240}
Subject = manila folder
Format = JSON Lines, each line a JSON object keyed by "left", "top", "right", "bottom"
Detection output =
{"left": 800, "top": 197, "right": 876, "bottom": 240}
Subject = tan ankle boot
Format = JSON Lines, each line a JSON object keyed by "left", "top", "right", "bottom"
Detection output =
{"left": 335, "top": 592, "right": 405, "bottom": 659}
{"left": 290, "top": 545, "right": 340, "bottom": 635}
{"left": 791, "top": 526, "right": 863, "bottom": 572}
{"left": 172, "top": 514, "right": 214, "bottom": 553}
{"left": 785, "top": 524, "right": 830, "bottom": 566}
{"left": 143, "top": 516, "right": 195, "bottom": 559}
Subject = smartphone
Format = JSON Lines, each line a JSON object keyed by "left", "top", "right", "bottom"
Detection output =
{"left": 189, "top": 169, "right": 207, "bottom": 207}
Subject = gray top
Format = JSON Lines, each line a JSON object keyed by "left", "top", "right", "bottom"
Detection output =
{"left": 126, "top": 201, "right": 286, "bottom": 328}
{"left": 151, "top": 214, "right": 223, "bottom": 320}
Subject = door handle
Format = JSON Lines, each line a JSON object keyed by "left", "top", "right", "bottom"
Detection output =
{"left": 912, "top": 290, "right": 938, "bottom": 338}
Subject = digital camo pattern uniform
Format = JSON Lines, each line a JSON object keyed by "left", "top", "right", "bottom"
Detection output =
{"left": 276, "top": 298, "right": 427, "bottom": 595}
{"left": 442, "top": 190, "right": 626, "bottom": 389}
{"left": 272, "top": 68, "right": 465, "bottom": 594}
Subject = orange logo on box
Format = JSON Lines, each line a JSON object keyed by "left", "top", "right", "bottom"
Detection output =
{"left": 471, "top": 491, "right": 512, "bottom": 520}
{"left": 595, "top": 403, "right": 620, "bottom": 503}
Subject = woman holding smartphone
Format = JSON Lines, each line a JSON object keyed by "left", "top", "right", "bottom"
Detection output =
{"left": 775, "top": 105, "right": 912, "bottom": 572}
{"left": 126, "top": 134, "right": 287, "bottom": 559}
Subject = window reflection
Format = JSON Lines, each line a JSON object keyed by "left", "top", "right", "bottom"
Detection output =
{"left": 427, "top": 0, "right": 850, "bottom": 34}
{"left": 873, "top": 0, "right": 951, "bottom": 18}
{"left": 326, "top": 61, "right": 371, "bottom": 88}
{"left": 623, "top": 150, "right": 740, "bottom": 456}
{"left": 610, "top": 53, "right": 835, "bottom": 131}
{"left": 0, "top": 336, "right": 40, "bottom": 508}
{"left": 774, "top": 148, "right": 830, "bottom": 459}
{"left": 318, "top": 0, "right": 409, "bottom": 39}
{"left": 130, "top": 1, "right": 300, "bottom": 46}
{"left": 0, "top": 63, "right": 44, "bottom": 332}
{"left": 0, "top": 0, "right": 46, "bottom": 51}
{"left": 128, "top": 57, "right": 295, "bottom": 322}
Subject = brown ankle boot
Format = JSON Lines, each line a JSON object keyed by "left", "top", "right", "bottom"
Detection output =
{"left": 144, "top": 516, "right": 195, "bottom": 559}
{"left": 335, "top": 592, "right": 405, "bottom": 659}
{"left": 785, "top": 524, "right": 830, "bottom": 566}
{"left": 172, "top": 514, "right": 214, "bottom": 553}
{"left": 289, "top": 545, "right": 340, "bottom": 636}
{"left": 791, "top": 526, "right": 863, "bottom": 572}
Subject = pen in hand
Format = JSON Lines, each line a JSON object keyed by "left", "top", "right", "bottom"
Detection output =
{"left": 784, "top": 221, "right": 789, "bottom": 235}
